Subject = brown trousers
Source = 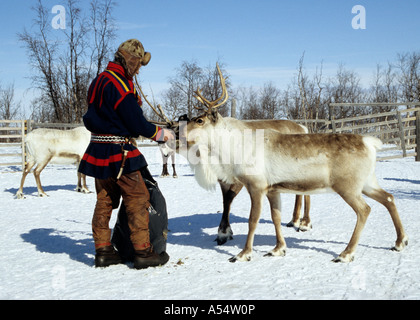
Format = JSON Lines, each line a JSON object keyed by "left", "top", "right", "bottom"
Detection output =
{"left": 92, "top": 171, "right": 151, "bottom": 251}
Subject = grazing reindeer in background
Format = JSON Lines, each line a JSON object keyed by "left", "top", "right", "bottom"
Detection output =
{"left": 159, "top": 141, "right": 177, "bottom": 178}
{"left": 182, "top": 64, "right": 408, "bottom": 262}
{"left": 135, "top": 79, "right": 178, "bottom": 178}
{"left": 135, "top": 77, "right": 311, "bottom": 244}
{"left": 15, "top": 126, "right": 91, "bottom": 199}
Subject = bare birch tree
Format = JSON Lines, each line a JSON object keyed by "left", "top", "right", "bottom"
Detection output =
{"left": 18, "top": 0, "right": 116, "bottom": 123}
{"left": 0, "top": 84, "right": 21, "bottom": 120}
{"left": 395, "top": 52, "right": 420, "bottom": 102}
{"left": 164, "top": 60, "right": 231, "bottom": 119}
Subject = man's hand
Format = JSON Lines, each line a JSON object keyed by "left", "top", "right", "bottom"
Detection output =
{"left": 158, "top": 128, "right": 175, "bottom": 143}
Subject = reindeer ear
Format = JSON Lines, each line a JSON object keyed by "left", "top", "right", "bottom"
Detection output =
{"left": 208, "top": 108, "right": 218, "bottom": 122}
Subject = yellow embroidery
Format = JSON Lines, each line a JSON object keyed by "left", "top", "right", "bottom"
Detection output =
{"left": 150, "top": 126, "right": 159, "bottom": 139}
{"left": 107, "top": 70, "right": 130, "bottom": 92}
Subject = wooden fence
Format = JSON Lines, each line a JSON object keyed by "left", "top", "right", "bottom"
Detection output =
{"left": 0, "top": 121, "right": 82, "bottom": 170}
{"left": 297, "top": 103, "right": 420, "bottom": 162}
{"left": 0, "top": 120, "right": 28, "bottom": 169}
{"left": 1, "top": 103, "right": 419, "bottom": 171}
{"left": 0, "top": 121, "right": 151, "bottom": 170}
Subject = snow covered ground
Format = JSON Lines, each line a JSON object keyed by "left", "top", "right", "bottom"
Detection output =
{"left": 0, "top": 144, "right": 419, "bottom": 300}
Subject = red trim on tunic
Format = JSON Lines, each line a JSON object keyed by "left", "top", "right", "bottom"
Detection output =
{"left": 82, "top": 149, "right": 141, "bottom": 166}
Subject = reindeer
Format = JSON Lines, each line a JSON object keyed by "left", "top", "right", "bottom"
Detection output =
{"left": 214, "top": 119, "right": 311, "bottom": 245}
{"left": 182, "top": 64, "right": 408, "bottom": 262}
{"left": 159, "top": 142, "right": 177, "bottom": 178}
{"left": 15, "top": 126, "right": 91, "bottom": 199}
{"left": 135, "top": 79, "right": 179, "bottom": 178}
{"left": 134, "top": 77, "right": 311, "bottom": 244}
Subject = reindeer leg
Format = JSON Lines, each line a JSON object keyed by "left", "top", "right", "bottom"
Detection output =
{"left": 160, "top": 163, "right": 169, "bottom": 177}
{"left": 287, "top": 195, "right": 302, "bottom": 230}
{"left": 287, "top": 195, "right": 312, "bottom": 231}
{"left": 33, "top": 165, "right": 49, "bottom": 197}
{"left": 76, "top": 161, "right": 89, "bottom": 193}
{"left": 333, "top": 193, "right": 371, "bottom": 263}
{"left": 82, "top": 174, "right": 91, "bottom": 193}
{"left": 299, "top": 195, "right": 312, "bottom": 231}
{"left": 32, "top": 156, "right": 53, "bottom": 197}
{"left": 171, "top": 154, "right": 177, "bottom": 178}
{"left": 363, "top": 187, "right": 408, "bottom": 252}
{"left": 265, "top": 190, "right": 287, "bottom": 257}
{"left": 217, "top": 182, "right": 243, "bottom": 245}
{"left": 172, "top": 163, "right": 177, "bottom": 178}
{"left": 229, "top": 188, "right": 264, "bottom": 262}
{"left": 76, "top": 158, "right": 90, "bottom": 193}
{"left": 77, "top": 172, "right": 91, "bottom": 193}
{"left": 15, "top": 161, "right": 36, "bottom": 199}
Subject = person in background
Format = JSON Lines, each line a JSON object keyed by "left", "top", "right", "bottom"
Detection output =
{"left": 79, "top": 39, "right": 174, "bottom": 269}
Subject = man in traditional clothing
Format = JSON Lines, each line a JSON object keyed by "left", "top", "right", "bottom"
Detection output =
{"left": 79, "top": 39, "right": 173, "bottom": 269}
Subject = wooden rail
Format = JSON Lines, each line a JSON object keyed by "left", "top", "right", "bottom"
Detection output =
{"left": 295, "top": 104, "right": 420, "bottom": 161}
{"left": 0, "top": 120, "right": 27, "bottom": 169}
{"left": 1, "top": 104, "right": 419, "bottom": 172}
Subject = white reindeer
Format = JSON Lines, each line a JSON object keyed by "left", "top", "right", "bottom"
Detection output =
{"left": 135, "top": 76, "right": 311, "bottom": 244}
{"left": 133, "top": 79, "right": 179, "bottom": 179}
{"left": 15, "top": 126, "right": 91, "bottom": 199}
{"left": 182, "top": 64, "right": 408, "bottom": 263}
{"left": 159, "top": 142, "right": 178, "bottom": 178}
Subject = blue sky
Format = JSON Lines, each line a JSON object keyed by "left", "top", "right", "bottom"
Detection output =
{"left": 1, "top": 0, "right": 419, "bottom": 116}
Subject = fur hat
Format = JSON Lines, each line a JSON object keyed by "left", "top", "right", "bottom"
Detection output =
{"left": 117, "top": 39, "right": 151, "bottom": 66}
{"left": 114, "top": 39, "right": 151, "bottom": 79}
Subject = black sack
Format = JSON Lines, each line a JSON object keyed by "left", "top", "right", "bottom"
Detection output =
{"left": 111, "top": 171, "right": 168, "bottom": 262}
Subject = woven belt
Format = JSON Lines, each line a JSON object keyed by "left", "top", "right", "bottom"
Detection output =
{"left": 91, "top": 134, "right": 131, "bottom": 144}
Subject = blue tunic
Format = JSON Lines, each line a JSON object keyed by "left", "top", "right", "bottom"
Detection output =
{"left": 78, "top": 62, "right": 163, "bottom": 179}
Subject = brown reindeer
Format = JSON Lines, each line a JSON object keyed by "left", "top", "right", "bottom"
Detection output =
{"left": 182, "top": 64, "right": 408, "bottom": 262}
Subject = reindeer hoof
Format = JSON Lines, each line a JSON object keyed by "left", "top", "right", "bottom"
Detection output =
{"left": 264, "top": 248, "right": 286, "bottom": 257}
{"left": 229, "top": 256, "right": 252, "bottom": 263}
{"left": 77, "top": 187, "right": 91, "bottom": 194}
{"left": 229, "top": 252, "right": 252, "bottom": 262}
{"left": 391, "top": 236, "right": 408, "bottom": 251}
{"left": 215, "top": 227, "right": 233, "bottom": 245}
{"left": 215, "top": 235, "right": 233, "bottom": 245}
{"left": 286, "top": 221, "right": 299, "bottom": 229}
{"left": 298, "top": 223, "right": 312, "bottom": 232}
{"left": 332, "top": 254, "right": 354, "bottom": 263}
{"left": 15, "top": 192, "right": 25, "bottom": 199}
{"left": 287, "top": 220, "right": 312, "bottom": 232}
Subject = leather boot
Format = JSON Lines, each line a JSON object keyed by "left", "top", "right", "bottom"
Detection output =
{"left": 133, "top": 247, "right": 170, "bottom": 269}
{"left": 95, "top": 246, "right": 122, "bottom": 268}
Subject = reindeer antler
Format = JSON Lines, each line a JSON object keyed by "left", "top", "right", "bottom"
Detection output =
{"left": 194, "top": 63, "right": 229, "bottom": 113}
{"left": 134, "top": 76, "right": 173, "bottom": 126}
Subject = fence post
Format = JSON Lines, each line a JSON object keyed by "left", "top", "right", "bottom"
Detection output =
{"left": 21, "top": 120, "right": 26, "bottom": 170}
{"left": 231, "top": 98, "right": 237, "bottom": 119}
{"left": 416, "top": 110, "right": 420, "bottom": 162}
{"left": 397, "top": 111, "right": 407, "bottom": 157}
{"left": 329, "top": 104, "right": 337, "bottom": 133}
